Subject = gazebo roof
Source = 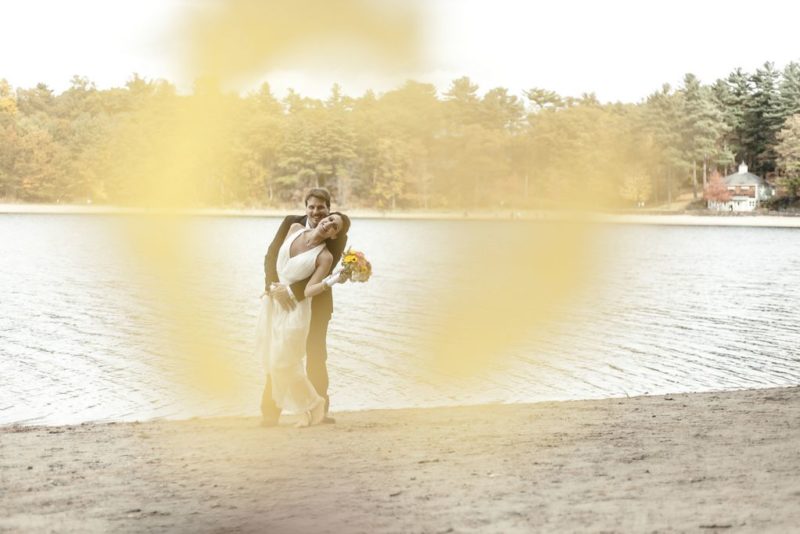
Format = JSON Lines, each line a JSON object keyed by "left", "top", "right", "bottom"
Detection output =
{"left": 724, "top": 163, "right": 766, "bottom": 186}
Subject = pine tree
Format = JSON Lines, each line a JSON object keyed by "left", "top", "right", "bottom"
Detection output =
{"left": 745, "top": 62, "right": 785, "bottom": 176}
{"left": 443, "top": 76, "right": 481, "bottom": 129}
{"left": 780, "top": 62, "right": 800, "bottom": 121}
{"left": 524, "top": 88, "right": 564, "bottom": 112}
{"left": 713, "top": 69, "right": 751, "bottom": 172}
{"left": 680, "top": 74, "right": 729, "bottom": 198}
{"left": 643, "top": 84, "right": 686, "bottom": 205}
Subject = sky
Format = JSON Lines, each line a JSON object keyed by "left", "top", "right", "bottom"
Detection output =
{"left": 2, "top": 0, "right": 800, "bottom": 103}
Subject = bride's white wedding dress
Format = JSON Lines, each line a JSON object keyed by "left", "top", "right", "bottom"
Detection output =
{"left": 255, "top": 227, "right": 326, "bottom": 427}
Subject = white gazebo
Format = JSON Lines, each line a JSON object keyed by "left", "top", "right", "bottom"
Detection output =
{"left": 708, "top": 163, "right": 774, "bottom": 212}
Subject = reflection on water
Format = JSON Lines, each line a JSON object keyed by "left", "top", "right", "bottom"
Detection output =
{"left": 1, "top": 214, "right": 799, "bottom": 425}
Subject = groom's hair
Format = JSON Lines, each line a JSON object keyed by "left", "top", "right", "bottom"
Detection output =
{"left": 305, "top": 188, "right": 331, "bottom": 208}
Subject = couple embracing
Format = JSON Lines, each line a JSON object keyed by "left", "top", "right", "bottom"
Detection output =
{"left": 255, "top": 188, "right": 351, "bottom": 427}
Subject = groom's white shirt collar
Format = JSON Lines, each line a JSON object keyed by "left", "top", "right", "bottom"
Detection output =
{"left": 305, "top": 218, "right": 312, "bottom": 229}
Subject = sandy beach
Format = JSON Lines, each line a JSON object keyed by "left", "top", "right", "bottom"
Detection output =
{"left": 2, "top": 386, "right": 799, "bottom": 533}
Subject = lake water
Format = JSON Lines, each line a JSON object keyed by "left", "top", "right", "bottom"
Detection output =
{"left": 2, "top": 214, "right": 799, "bottom": 425}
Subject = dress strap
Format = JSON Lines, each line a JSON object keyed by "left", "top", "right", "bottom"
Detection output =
{"left": 285, "top": 228, "right": 307, "bottom": 255}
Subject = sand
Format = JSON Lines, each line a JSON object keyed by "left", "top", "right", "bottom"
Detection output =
{"left": 1, "top": 386, "right": 799, "bottom": 533}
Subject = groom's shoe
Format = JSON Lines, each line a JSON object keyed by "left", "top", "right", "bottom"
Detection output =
{"left": 321, "top": 416, "right": 336, "bottom": 424}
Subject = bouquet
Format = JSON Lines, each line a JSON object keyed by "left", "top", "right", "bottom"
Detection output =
{"left": 341, "top": 248, "right": 372, "bottom": 282}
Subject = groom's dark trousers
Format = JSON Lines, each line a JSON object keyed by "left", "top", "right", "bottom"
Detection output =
{"left": 260, "top": 215, "right": 346, "bottom": 420}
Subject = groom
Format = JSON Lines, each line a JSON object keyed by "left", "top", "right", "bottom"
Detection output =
{"left": 260, "top": 188, "right": 347, "bottom": 425}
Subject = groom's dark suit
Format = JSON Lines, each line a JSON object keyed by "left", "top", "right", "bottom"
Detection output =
{"left": 261, "top": 215, "right": 347, "bottom": 420}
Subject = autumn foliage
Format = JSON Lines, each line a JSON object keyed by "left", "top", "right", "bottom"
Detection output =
{"left": 704, "top": 170, "right": 731, "bottom": 202}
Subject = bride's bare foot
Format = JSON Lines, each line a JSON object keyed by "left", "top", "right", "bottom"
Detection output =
{"left": 291, "top": 402, "right": 324, "bottom": 428}
{"left": 293, "top": 412, "right": 310, "bottom": 428}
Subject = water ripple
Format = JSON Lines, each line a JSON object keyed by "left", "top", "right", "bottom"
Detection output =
{"left": 1, "top": 215, "right": 799, "bottom": 425}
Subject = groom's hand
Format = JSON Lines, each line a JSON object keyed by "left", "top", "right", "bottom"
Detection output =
{"left": 271, "top": 284, "right": 296, "bottom": 311}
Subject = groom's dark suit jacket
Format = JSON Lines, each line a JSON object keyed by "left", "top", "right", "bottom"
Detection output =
{"left": 263, "top": 215, "right": 347, "bottom": 320}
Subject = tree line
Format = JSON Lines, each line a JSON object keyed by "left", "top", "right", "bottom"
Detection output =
{"left": 1, "top": 62, "right": 800, "bottom": 210}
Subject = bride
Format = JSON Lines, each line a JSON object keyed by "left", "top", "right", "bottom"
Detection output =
{"left": 255, "top": 212, "right": 350, "bottom": 427}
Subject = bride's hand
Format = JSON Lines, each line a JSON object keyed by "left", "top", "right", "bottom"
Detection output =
{"left": 333, "top": 266, "right": 348, "bottom": 284}
{"left": 324, "top": 268, "right": 347, "bottom": 287}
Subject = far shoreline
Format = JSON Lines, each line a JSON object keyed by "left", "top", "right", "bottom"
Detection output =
{"left": 2, "top": 202, "right": 800, "bottom": 228}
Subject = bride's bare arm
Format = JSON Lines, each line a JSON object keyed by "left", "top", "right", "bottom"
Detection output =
{"left": 304, "top": 250, "right": 335, "bottom": 298}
